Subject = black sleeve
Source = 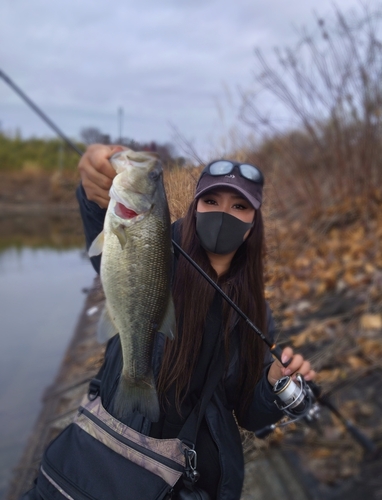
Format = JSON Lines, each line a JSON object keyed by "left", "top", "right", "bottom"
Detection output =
{"left": 76, "top": 183, "right": 107, "bottom": 274}
{"left": 236, "top": 304, "right": 284, "bottom": 431}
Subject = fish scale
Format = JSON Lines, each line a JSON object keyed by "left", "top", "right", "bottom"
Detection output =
{"left": 89, "top": 149, "right": 175, "bottom": 422}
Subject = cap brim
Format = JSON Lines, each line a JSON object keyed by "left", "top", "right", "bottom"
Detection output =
{"left": 195, "top": 181, "right": 262, "bottom": 210}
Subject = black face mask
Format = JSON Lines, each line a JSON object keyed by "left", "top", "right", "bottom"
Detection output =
{"left": 195, "top": 211, "right": 254, "bottom": 255}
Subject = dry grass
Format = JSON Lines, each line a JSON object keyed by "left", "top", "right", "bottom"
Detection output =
{"left": 236, "top": 4, "right": 382, "bottom": 219}
{"left": 163, "top": 165, "right": 202, "bottom": 221}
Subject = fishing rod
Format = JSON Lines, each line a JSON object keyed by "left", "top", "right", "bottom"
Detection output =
{"left": 0, "top": 69, "right": 83, "bottom": 156}
{"left": 173, "top": 243, "right": 378, "bottom": 455}
{"left": 2, "top": 68, "right": 378, "bottom": 457}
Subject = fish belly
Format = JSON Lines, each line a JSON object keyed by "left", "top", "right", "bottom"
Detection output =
{"left": 101, "top": 210, "right": 171, "bottom": 421}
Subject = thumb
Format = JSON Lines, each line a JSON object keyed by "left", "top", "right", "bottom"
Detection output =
{"left": 110, "top": 145, "right": 127, "bottom": 156}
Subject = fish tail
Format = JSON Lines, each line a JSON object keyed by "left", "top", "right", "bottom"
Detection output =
{"left": 112, "top": 372, "right": 160, "bottom": 422}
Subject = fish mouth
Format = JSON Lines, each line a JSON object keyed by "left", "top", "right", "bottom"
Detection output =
{"left": 114, "top": 202, "right": 140, "bottom": 219}
{"left": 109, "top": 182, "right": 151, "bottom": 220}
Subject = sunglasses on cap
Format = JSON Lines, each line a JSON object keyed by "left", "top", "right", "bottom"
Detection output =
{"left": 202, "top": 160, "right": 264, "bottom": 186}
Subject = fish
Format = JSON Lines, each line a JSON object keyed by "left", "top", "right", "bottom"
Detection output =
{"left": 89, "top": 149, "right": 175, "bottom": 422}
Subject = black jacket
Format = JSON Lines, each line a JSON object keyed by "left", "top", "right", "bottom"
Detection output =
{"left": 76, "top": 185, "right": 283, "bottom": 500}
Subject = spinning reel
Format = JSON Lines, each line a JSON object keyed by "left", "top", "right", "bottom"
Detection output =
{"left": 273, "top": 373, "right": 319, "bottom": 422}
{"left": 255, "top": 373, "right": 321, "bottom": 439}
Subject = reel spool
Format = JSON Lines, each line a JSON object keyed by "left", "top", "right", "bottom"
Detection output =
{"left": 273, "top": 373, "right": 320, "bottom": 423}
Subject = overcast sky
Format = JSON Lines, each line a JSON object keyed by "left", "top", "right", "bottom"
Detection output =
{"left": 0, "top": 0, "right": 372, "bottom": 156}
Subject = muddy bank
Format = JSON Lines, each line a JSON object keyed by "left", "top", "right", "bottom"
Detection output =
{"left": 0, "top": 172, "right": 80, "bottom": 213}
{"left": 0, "top": 172, "right": 86, "bottom": 250}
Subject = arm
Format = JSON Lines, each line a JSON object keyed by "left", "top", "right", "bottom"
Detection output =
{"left": 237, "top": 306, "right": 316, "bottom": 432}
{"left": 235, "top": 306, "right": 282, "bottom": 431}
{"left": 76, "top": 184, "right": 106, "bottom": 274}
{"left": 76, "top": 144, "right": 123, "bottom": 273}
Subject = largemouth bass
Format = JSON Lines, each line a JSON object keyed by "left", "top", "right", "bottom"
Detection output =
{"left": 89, "top": 149, "right": 175, "bottom": 422}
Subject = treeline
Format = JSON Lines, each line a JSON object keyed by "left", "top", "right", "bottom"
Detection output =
{"left": 0, "top": 133, "right": 85, "bottom": 172}
{"left": 80, "top": 127, "right": 186, "bottom": 169}
{"left": 0, "top": 128, "right": 186, "bottom": 173}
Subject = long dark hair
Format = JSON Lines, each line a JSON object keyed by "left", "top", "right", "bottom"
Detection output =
{"left": 157, "top": 199, "right": 267, "bottom": 422}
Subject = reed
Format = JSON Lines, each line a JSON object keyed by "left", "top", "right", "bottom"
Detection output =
{"left": 163, "top": 164, "right": 202, "bottom": 221}
{"left": 238, "top": 3, "right": 382, "bottom": 217}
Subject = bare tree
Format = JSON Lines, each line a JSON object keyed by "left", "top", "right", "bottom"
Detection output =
{"left": 240, "top": 4, "right": 382, "bottom": 209}
{"left": 80, "top": 127, "right": 110, "bottom": 145}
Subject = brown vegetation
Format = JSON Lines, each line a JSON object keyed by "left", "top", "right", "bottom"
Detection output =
{"left": 0, "top": 170, "right": 80, "bottom": 210}
{"left": 239, "top": 4, "right": 382, "bottom": 217}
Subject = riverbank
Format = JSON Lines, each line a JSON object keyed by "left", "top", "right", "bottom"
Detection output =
{"left": 5, "top": 277, "right": 105, "bottom": 500}
{"left": 0, "top": 171, "right": 79, "bottom": 214}
{"left": 0, "top": 245, "right": 96, "bottom": 500}
{"left": 0, "top": 171, "right": 84, "bottom": 251}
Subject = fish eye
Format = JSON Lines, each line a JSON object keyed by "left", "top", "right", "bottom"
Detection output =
{"left": 149, "top": 170, "right": 161, "bottom": 181}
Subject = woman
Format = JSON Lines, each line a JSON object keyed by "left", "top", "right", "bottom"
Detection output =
{"left": 77, "top": 145, "right": 315, "bottom": 499}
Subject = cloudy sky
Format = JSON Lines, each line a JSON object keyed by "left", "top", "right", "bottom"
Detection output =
{"left": 0, "top": 0, "right": 371, "bottom": 156}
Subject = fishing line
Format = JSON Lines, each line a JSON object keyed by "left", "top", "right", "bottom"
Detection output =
{"left": 1, "top": 68, "right": 378, "bottom": 457}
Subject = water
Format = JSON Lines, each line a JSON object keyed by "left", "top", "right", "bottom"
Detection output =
{"left": 0, "top": 243, "right": 96, "bottom": 498}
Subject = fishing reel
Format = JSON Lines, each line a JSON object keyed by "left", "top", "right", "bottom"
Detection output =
{"left": 273, "top": 373, "right": 320, "bottom": 421}
{"left": 255, "top": 373, "right": 320, "bottom": 439}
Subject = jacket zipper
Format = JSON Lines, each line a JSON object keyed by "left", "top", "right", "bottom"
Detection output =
{"left": 79, "top": 406, "right": 184, "bottom": 472}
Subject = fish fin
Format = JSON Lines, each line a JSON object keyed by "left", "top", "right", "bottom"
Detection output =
{"left": 96, "top": 304, "right": 118, "bottom": 343}
{"left": 89, "top": 231, "right": 105, "bottom": 257}
{"left": 112, "top": 224, "right": 129, "bottom": 249}
{"left": 159, "top": 296, "right": 176, "bottom": 340}
{"left": 112, "top": 372, "right": 160, "bottom": 422}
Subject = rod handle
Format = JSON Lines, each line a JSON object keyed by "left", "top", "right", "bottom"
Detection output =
{"left": 345, "top": 421, "right": 379, "bottom": 457}
{"left": 270, "top": 344, "right": 292, "bottom": 367}
{"left": 309, "top": 382, "right": 379, "bottom": 457}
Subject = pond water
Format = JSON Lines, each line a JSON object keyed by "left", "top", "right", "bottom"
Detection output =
{"left": 0, "top": 216, "right": 96, "bottom": 499}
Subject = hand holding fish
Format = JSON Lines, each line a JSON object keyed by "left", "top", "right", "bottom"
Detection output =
{"left": 267, "top": 346, "right": 316, "bottom": 386}
{"left": 79, "top": 144, "right": 125, "bottom": 208}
